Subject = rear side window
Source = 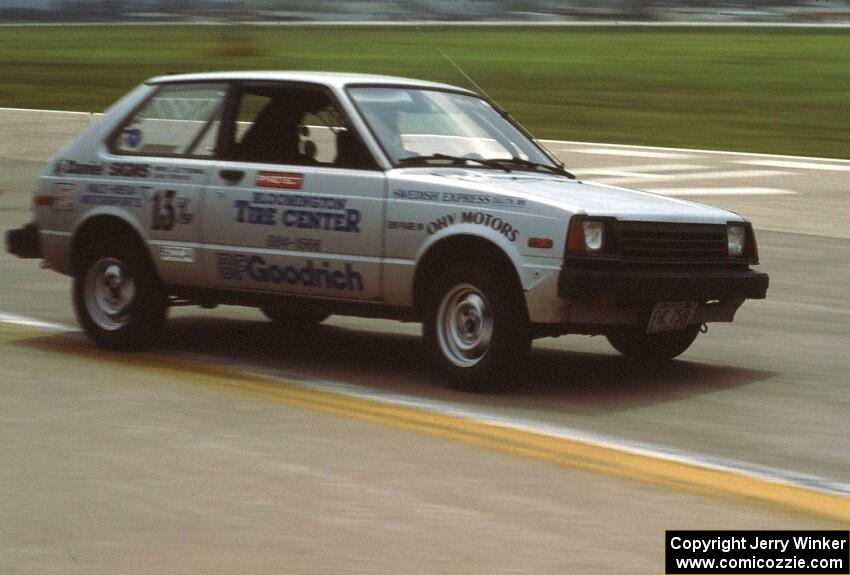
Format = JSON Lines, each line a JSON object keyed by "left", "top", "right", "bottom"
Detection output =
{"left": 111, "top": 83, "right": 227, "bottom": 157}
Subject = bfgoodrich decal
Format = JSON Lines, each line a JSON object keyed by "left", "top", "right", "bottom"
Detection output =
{"left": 216, "top": 254, "right": 364, "bottom": 291}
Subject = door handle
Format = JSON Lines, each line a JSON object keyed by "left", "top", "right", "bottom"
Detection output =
{"left": 219, "top": 169, "right": 244, "bottom": 184}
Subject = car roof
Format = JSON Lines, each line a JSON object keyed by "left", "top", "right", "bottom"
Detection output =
{"left": 146, "top": 71, "right": 477, "bottom": 95}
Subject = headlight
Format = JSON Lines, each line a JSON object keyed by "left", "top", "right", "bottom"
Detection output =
{"left": 582, "top": 221, "right": 605, "bottom": 251}
{"left": 727, "top": 223, "right": 747, "bottom": 257}
{"left": 567, "top": 217, "right": 613, "bottom": 255}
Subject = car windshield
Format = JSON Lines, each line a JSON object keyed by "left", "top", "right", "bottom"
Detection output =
{"left": 348, "top": 87, "right": 558, "bottom": 170}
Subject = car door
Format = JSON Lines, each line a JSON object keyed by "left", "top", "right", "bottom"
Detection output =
{"left": 202, "top": 81, "right": 385, "bottom": 301}
{"left": 100, "top": 81, "right": 228, "bottom": 287}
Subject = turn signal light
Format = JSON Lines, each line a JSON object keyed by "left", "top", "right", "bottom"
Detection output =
{"left": 34, "top": 195, "right": 54, "bottom": 206}
{"left": 567, "top": 218, "right": 587, "bottom": 253}
{"left": 527, "top": 237, "right": 553, "bottom": 249}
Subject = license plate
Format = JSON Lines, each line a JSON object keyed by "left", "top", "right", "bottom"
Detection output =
{"left": 647, "top": 301, "right": 698, "bottom": 334}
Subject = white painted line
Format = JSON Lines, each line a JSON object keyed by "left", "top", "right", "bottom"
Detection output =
{"left": 644, "top": 187, "right": 797, "bottom": 196}
{"left": 289, "top": 374, "right": 850, "bottom": 499}
{"left": 575, "top": 163, "right": 708, "bottom": 175}
{"left": 0, "top": 107, "right": 847, "bottom": 166}
{"left": 0, "top": 107, "right": 98, "bottom": 116}
{"left": 736, "top": 159, "right": 850, "bottom": 172}
{"left": 562, "top": 148, "right": 690, "bottom": 159}
{"left": 0, "top": 312, "right": 77, "bottom": 333}
{"left": 4, "top": 21, "right": 850, "bottom": 29}
{"left": 540, "top": 139, "right": 850, "bottom": 165}
{"left": 759, "top": 299, "right": 850, "bottom": 317}
{"left": 2, "top": 311, "right": 849, "bottom": 501}
{"left": 592, "top": 169, "right": 789, "bottom": 185}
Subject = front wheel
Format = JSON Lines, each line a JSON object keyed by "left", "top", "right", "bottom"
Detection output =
{"left": 73, "top": 240, "right": 167, "bottom": 350}
{"left": 606, "top": 325, "right": 699, "bottom": 362}
{"left": 423, "top": 264, "right": 530, "bottom": 391}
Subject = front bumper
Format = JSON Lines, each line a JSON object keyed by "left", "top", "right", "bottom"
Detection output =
{"left": 558, "top": 266, "right": 769, "bottom": 303}
{"left": 6, "top": 223, "right": 42, "bottom": 259}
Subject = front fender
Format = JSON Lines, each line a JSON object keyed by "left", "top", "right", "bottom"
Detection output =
{"left": 417, "top": 224, "right": 529, "bottom": 281}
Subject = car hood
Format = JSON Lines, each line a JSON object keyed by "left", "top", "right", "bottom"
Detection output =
{"left": 396, "top": 169, "right": 744, "bottom": 224}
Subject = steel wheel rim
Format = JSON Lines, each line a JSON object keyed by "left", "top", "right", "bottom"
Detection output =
{"left": 84, "top": 257, "right": 136, "bottom": 331}
{"left": 436, "top": 283, "right": 493, "bottom": 368}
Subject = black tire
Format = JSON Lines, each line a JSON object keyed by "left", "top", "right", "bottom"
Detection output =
{"left": 422, "top": 263, "right": 530, "bottom": 391}
{"left": 73, "top": 237, "right": 167, "bottom": 350}
{"left": 260, "top": 307, "right": 329, "bottom": 327}
{"left": 606, "top": 325, "right": 699, "bottom": 362}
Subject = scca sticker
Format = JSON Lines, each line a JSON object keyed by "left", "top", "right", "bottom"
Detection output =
{"left": 159, "top": 246, "right": 194, "bottom": 263}
{"left": 256, "top": 172, "right": 304, "bottom": 189}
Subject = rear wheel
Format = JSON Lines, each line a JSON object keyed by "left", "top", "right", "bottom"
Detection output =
{"left": 423, "top": 263, "right": 530, "bottom": 391}
{"left": 260, "top": 307, "right": 329, "bottom": 327}
{"left": 73, "top": 239, "right": 167, "bottom": 350}
{"left": 606, "top": 325, "right": 699, "bottom": 362}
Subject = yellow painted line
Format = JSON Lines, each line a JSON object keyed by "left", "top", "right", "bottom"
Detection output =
{"left": 3, "top": 321, "right": 850, "bottom": 523}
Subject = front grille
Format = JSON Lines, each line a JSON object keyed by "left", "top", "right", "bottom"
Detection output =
{"left": 617, "top": 221, "right": 727, "bottom": 263}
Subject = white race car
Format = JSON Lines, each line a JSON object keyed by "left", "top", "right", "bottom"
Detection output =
{"left": 7, "top": 71, "right": 768, "bottom": 389}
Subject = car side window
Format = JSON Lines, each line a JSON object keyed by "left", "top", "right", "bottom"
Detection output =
{"left": 111, "top": 83, "right": 227, "bottom": 157}
{"left": 225, "top": 84, "right": 376, "bottom": 170}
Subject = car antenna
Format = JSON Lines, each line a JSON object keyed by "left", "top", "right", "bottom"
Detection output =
{"left": 398, "top": 4, "right": 570, "bottom": 173}
{"left": 398, "top": 5, "right": 495, "bottom": 103}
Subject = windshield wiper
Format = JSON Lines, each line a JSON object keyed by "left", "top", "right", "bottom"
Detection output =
{"left": 397, "top": 153, "right": 511, "bottom": 172}
{"left": 495, "top": 157, "right": 576, "bottom": 179}
{"left": 397, "top": 154, "right": 576, "bottom": 179}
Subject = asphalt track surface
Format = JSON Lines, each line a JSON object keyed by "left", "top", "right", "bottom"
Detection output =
{"left": 1, "top": 110, "right": 848, "bottom": 573}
